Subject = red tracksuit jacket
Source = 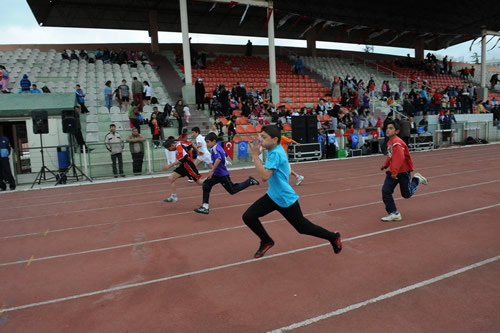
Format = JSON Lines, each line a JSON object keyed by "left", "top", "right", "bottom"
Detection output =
{"left": 384, "top": 136, "right": 415, "bottom": 176}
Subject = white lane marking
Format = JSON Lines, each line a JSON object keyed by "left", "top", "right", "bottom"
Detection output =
{"left": 1, "top": 203, "right": 499, "bottom": 315}
{"left": 1, "top": 144, "right": 498, "bottom": 208}
{"left": 1, "top": 178, "right": 499, "bottom": 265}
{"left": 268, "top": 254, "right": 500, "bottom": 332}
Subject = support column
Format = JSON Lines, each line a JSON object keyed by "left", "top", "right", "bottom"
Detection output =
{"left": 307, "top": 30, "right": 317, "bottom": 57}
{"left": 149, "top": 10, "right": 160, "bottom": 54}
{"left": 414, "top": 38, "right": 424, "bottom": 62}
{"left": 267, "top": 3, "right": 280, "bottom": 105}
{"left": 179, "top": 0, "right": 195, "bottom": 104}
{"left": 479, "top": 31, "right": 488, "bottom": 101}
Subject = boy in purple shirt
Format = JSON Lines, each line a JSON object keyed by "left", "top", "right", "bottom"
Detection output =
{"left": 194, "top": 133, "right": 260, "bottom": 214}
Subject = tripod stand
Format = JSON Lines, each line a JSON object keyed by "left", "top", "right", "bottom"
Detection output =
{"left": 55, "top": 133, "right": 92, "bottom": 185}
{"left": 31, "top": 133, "right": 58, "bottom": 188}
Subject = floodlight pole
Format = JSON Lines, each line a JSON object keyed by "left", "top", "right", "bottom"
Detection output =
{"left": 180, "top": 0, "right": 192, "bottom": 87}
{"left": 268, "top": 1, "right": 276, "bottom": 86}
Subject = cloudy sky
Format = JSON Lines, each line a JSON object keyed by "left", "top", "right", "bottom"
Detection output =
{"left": 2, "top": 0, "right": 500, "bottom": 63}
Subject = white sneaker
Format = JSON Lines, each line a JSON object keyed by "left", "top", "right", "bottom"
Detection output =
{"left": 187, "top": 179, "right": 194, "bottom": 183}
{"left": 295, "top": 175, "right": 304, "bottom": 186}
{"left": 414, "top": 172, "right": 428, "bottom": 185}
{"left": 381, "top": 212, "right": 402, "bottom": 222}
{"left": 163, "top": 196, "right": 178, "bottom": 202}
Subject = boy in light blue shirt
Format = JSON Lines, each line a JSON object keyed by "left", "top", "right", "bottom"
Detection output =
{"left": 242, "top": 125, "right": 342, "bottom": 258}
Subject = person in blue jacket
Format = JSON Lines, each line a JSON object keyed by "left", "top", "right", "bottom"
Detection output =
{"left": 20, "top": 74, "right": 31, "bottom": 92}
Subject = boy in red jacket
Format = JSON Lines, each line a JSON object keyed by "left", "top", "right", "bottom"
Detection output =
{"left": 380, "top": 120, "right": 428, "bottom": 221}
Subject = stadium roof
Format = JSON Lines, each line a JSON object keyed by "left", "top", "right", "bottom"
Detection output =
{"left": 27, "top": 0, "right": 500, "bottom": 51}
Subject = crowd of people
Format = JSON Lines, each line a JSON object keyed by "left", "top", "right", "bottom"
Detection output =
{"left": 61, "top": 48, "right": 150, "bottom": 66}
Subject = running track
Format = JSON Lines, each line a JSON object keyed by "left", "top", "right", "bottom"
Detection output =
{"left": 0, "top": 144, "right": 499, "bottom": 332}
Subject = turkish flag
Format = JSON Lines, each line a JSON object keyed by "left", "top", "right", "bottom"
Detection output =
{"left": 224, "top": 141, "right": 234, "bottom": 160}
{"left": 227, "top": 1, "right": 238, "bottom": 8}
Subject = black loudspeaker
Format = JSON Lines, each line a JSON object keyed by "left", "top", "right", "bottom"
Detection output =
{"left": 306, "top": 115, "right": 318, "bottom": 144}
{"left": 32, "top": 110, "right": 49, "bottom": 134}
{"left": 61, "top": 109, "right": 79, "bottom": 133}
{"left": 291, "top": 116, "right": 307, "bottom": 144}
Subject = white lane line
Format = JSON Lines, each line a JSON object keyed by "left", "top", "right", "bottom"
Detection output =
{"left": 0, "top": 162, "right": 492, "bottom": 227}
{"left": 1, "top": 178, "right": 499, "bottom": 265}
{"left": 1, "top": 203, "right": 499, "bottom": 314}
{"left": 1, "top": 144, "right": 497, "bottom": 208}
{"left": 268, "top": 254, "right": 500, "bottom": 333}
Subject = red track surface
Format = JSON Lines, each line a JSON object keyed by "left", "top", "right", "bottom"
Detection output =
{"left": 1, "top": 145, "right": 499, "bottom": 332}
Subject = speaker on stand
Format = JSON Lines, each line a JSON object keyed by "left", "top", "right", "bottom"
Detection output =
{"left": 291, "top": 116, "right": 307, "bottom": 144}
{"left": 56, "top": 109, "right": 92, "bottom": 185}
{"left": 31, "top": 110, "right": 58, "bottom": 188}
{"left": 305, "top": 115, "right": 318, "bottom": 144}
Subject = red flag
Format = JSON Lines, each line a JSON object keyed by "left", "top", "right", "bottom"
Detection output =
{"left": 224, "top": 141, "right": 234, "bottom": 160}
{"left": 227, "top": 1, "right": 238, "bottom": 8}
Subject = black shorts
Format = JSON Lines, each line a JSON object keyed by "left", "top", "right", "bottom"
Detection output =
{"left": 121, "top": 96, "right": 129, "bottom": 102}
{"left": 144, "top": 96, "right": 151, "bottom": 101}
{"left": 174, "top": 160, "right": 201, "bottom": 181}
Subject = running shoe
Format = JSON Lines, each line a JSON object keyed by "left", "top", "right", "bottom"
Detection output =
{"left": 254, "top": 240, "right": 275, "bottom": 258}
{"left": 414, "top": 172, "right": 428, "bottom": 185}
{"left": 194, "top": 207, "right": 209, "bottom": 214}
{"left": 163, "top": 196, "right": 178, "bottom": 203}
{"left": 331, "top": 232, "right": 342, "bottom": 254}
{"left": 295, "top": 175, "right": 304, "bottom": 186}
{"left": 249, "top": 176, "right": 260, "bottom": 186}
{"left": 187, "top": 179, "right": 194, "bottom": 183}
{"left": 381, "top": 212, "right": 402, "bottom": 222}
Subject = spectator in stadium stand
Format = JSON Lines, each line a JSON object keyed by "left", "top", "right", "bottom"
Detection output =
{"left": 0, "top": 133, "right": 16, "bottom": 191}
{"left": 143, "top": 81, "right": 152, "bottom": 106}
{"left": 433, "top": 88, "right": 443, "bottom": 114}
{"left": 490, "top": 74, "right": 499, "bottom": 91}
{"left": 0, "top": 65, "right": 9, "bottom": 93}
{"left": 104, "top": 80, "right": 113, "bottom": 111}
{"left": 236, "top": 83, "right": 247, "bottom": 102}
{"left": 70, "top": 50, "right": 79, "bottom": 61}
{"left": 73, "top": 106, "right": 93, "bottom": 153}
{"left": 332, "top": 76, "right": 341, "bottom": 97}
{"left": 126, "top": 128, "right": 146, "bottom": 175}
{"left": 218, "top": 85, "right": 230, "bottom": 116}
{"left": 131, "top": 77, "right": 143, "bottom": 111}
{"left": 79, "top": 50, "right": 88, "bottom": 61}
{"left": 419, "top": 113, "right": 429, "bottom": 132}
{"left": 61, "top": 49, "right": 70, "bottom": 61}
{"left": 409, "top": 115, "right": 417, "bottom": 134}
{"left": 75, "top": 84, "right": 89, "bottom": 113}
{"left": 398, "top": 115, "right": 411, "bottom": 145}
{"left": 246, "top": 40, "right": 253, "bottom": 56}
{"left": 30, "top": 84, "right": 42, "bottom": 94}
{"left": 295, "top": 55, "right": 304, "bottom": 76}
{"left": 118, "top": 79, "right": 130, "bottom": 111}
{"left": 442, "top": 56, "right": 448, "bottom": 73}
{"left": 174, "top": 100, "right": 185, "bottom": 136}
{"left": 19, "top": 74, "right": 31, "bottom": 93}
{"left": 129, "top": 101, "right": 141, "bottom": 133}
{"left": 420, "top": 87, "right": 429, "bottom": 113}
{"left": 351, "top": 90, "right": 360, "bottom": 110}
{"left": 195, "top": 78, "right": 206, "bottom": 111}
{"left": 104, "top": 124, "right": 125, "bottom": 178}
{"left": 470, "top": 66, "right": 475, "bottom": 78}
{"left": 95, "top": 49, "right": 103, "bottom": 60}
{"left": 316, "top": 98, "right": 326, "bottom": 116}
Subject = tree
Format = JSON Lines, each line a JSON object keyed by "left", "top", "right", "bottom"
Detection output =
{"left": 470, "top": 52, "right": 480, "bottom": 64}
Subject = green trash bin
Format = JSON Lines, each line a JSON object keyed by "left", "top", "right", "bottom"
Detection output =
{"left": 336, "top": 148, "right": 347, "bottom": 159}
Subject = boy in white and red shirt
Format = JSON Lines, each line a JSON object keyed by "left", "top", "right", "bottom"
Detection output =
{"left": 162, "top": 138, "right": 204, "bottom": 202}
{"left": 380, "top": 120, "right": 428, "bottom": 221}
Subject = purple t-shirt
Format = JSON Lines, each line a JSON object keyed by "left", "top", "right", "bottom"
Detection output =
{"left": 211, "top": 144, "right": 229, "bottom": 177}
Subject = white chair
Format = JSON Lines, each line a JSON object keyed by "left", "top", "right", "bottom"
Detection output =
{"left": 110, "top": 106, "right": 120, "bottom": 114}
{"left": 85, "top": 133, "right": 99, "bottom": 142}
{"left": 86, "top": 123, "right": 99, "bottom": 132}
{"left": 86, "top": 114, "right": 98, "bottom": 122}
{"left": 111, "top": 113, "right": 122, "bottom": 122}
{"left": 98, "top": 106, "right": 109, "bottom": 114}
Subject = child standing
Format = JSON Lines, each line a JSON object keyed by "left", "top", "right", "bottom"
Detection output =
{"left": 193, "top": 133, "right": 260, "bottom": 214}
{"left": 380, "top": 120, "right": 428, "bottom": 221}
{"left": 149, "top": 113, "right": 161, "bottom": 148}
{"left": 184, "top": 105, "right": 191, "bottom": 125}
{"left": 242, "top": 125, "right": 342, "bottom": 258}
{"left": 281, "top": 135, "right": 305, "bottom": 185}
{"left": 162, "top": 139, "right": 204, "bottom": 202}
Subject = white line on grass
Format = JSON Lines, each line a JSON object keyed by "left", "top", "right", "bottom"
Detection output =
{"left": 1, "top": 203, "right": 499, "bottom": 313}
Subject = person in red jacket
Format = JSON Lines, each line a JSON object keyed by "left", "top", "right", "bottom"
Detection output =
{"left": 380, "top": 121, "right": 428, "bottom": 221}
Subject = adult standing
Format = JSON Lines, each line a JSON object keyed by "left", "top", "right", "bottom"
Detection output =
{"left": 131, "top": 77, "right": 143, "bottom": 111}
{"left": 174, "top": 100, "right": 185, "bottom": 136}
{"left": 128, "top": 101, "right": 141, "bottom": 133}
{"left": 0, "top": 133, "right": 16, "bottom": 191}
{"left": 73, "top": 106, "right": 93, "bottom": 153}
{"left": 332, "top": 76, "right": 341, "bottom": 98}
{"left": 490, "top": 74, "right": 499, "bottom": 91}
{"left": 0, "top": 65, "right": 9, "bottom": 93}
{"left": 245, "top": 40, "right": 253, "bottom": 56}
{"left": 104, "top": 124, "right": 125, "bottom": 178}
{"left": 103, "top": 80, "right": 112, "bottom": 111}
{"left": 398, "top": 116, "right": 411, "bottom": 146}
{"left": 295, "top": 56, "right": 304, "bottom": 76}
{"left": 195, "top": 78, "right": 206, "bottom": 111}
{"left": 75, "top": 84, "right": 89, "bottom": 114}
{"left": 126, "top": 128, "right": 146, "bottom": 175}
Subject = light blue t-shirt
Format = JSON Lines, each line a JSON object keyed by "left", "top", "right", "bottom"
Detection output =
{"left": 264, "top": 144, "right": 299, "bottom": 208}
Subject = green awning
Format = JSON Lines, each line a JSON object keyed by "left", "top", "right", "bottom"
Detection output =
{"left": 0, "top": 93, "right": 76, "bottom": 118}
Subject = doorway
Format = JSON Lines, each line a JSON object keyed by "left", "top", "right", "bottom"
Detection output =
{"left": 0, "top": 121, "right": 31, "bottom": 174}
